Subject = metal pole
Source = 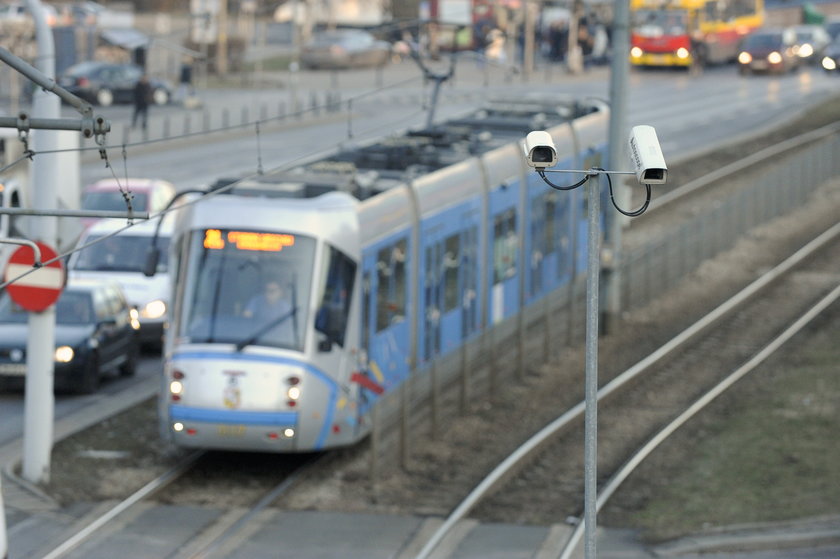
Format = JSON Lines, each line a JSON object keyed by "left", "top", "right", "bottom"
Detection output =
{"left": 22, "top": 0, "right": 59, "bottom": 486}
{"left": 603, "top": 0, "right": 631, "bottom": 334}
{"left": 583, "top": 171, "right": 601, "bottom": 558}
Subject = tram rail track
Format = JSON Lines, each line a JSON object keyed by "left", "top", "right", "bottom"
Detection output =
{"left": 37, "top": 451, "right": 326, "bottom": 559}
{"left": 413, "top": 220, "right": 840, "bottom": 558}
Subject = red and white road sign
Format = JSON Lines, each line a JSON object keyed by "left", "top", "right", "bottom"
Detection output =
{"left": 3, "top": 242, "right": 65, "bottom": 312}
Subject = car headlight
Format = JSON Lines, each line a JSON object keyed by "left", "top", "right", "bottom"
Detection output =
{"left": 55, "top": 346, "right": 74, "bottom": 363}
{"left": 767, "top": 51, "right": 783, "bottom": 65}
{"left": 798, "top": 43, "right": 814, "bottom": 57}
{"left": 141, "top": 300, "right": 167, "bottom": 320}
{"left": 823, "top": 56, "right": 837, "bottom": 70}
{"left": 738, "top": 51, "right": 752, "bottom": 64}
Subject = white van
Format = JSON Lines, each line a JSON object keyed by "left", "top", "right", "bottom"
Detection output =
{"left": 67, "top": 215, "right": 173, "bottom": 350}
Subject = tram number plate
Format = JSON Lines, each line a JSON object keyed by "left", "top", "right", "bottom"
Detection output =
{"left": 217, "top": 425, "right": 246, "bottom": 436}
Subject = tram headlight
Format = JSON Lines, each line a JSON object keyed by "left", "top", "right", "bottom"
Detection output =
{"left": 170, "top": 380, "right": 184, "bottom": 395}
{"left": 676, "top": 47, "right": 689, "bottom": 59}
{"left": 630, "top": 46, "right": 643, "bottom": 59}
{"left": 283, "top": 428, "right": 295, "bottom": 438}
{"left": 287, "top": 385, "right": 301, "bottom": 401}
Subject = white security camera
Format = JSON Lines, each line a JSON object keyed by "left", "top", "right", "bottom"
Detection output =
{"left": 628, "top": 125, "right": 667, "bottom": 184}
{"left": 524, "top": 131, "right": 558, "bottom": 169}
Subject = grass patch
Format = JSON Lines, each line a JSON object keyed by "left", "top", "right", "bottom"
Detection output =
{"left": 604, "top": 308, "right": 840, "bottom": 542}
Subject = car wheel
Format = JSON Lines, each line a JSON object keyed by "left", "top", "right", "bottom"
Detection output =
{"left": 152, "top": 87, "right": 169, "bottom": 105}
{"left": 120, "top": 340, "right": 139, "bottom": 377}
{"left": 96, "top": 88, "right": 114, "bottom": 107}
{"left": 78, "top": 352, "right": 100, "bottom": 394}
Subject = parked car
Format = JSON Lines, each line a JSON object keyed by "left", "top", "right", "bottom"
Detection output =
{"left": 820, "top": 34, "right": 840, "bottom": 73}
{"left": 68, "top": 215, "right": 173, "bottom": 350}
{"left": 58, "top": 61, "right": 172, "bottom": 107}
{"left": 300, "top": 28, "right": 392, "bottom": 70}
{"left": 737, "top": 28, "right": 801, "bottom": 75}
{"left": 791, "top": 24, "right": 831, "bottom": 64}
{"left": 0, "top": 279, "right": 140, "bottom": 394}
{"left": 79, "top": 177, "right": 176, "bottom": 230}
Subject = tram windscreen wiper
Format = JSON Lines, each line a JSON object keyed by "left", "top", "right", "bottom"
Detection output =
{"left": 235, "top": 305, "right": 298, "bottom": 352}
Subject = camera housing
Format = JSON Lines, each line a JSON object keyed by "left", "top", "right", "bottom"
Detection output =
{"left": 628, "top": 125, "right": 667, "bottom": 184}
{"left": 524, "top": 131, "right": 558, "bottom": 169}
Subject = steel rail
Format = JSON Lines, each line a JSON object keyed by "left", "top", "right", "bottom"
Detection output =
{"left": 39, "top": 451, "right": 205, "bottom": 559}
{"left": 415, "top": 219, "right": 840, "bottom": 559}
{"left": 558, "top": 281, "right": 840, "bottom": 559}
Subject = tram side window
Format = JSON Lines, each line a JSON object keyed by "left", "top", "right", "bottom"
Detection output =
{"left": 375, "top": 238, "right": 407, "bottom": 332}
{"left": 362, "top": 272, "right": 371, "bottom": 349}
{"left": 443, "top": 234, "right": 460, "bottom": 312}
{"left": 493, "top": 209, "right": 517, "bottom": 284}
{"left": 316, "top": 245, "right": 356, "bottom": 347}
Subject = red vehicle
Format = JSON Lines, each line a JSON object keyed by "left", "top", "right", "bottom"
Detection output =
{"left": 630, "top": 0, "right": 764, "bottom": 68}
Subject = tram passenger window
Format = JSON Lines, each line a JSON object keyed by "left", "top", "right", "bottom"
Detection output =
{"left": 375, "top": 238, "right": 407, "bottom": 332}
{"left": 443, "top": 234, "right": 460, "bottom": 312}
{"left": 493, "top": 209, "right": 517, "bottom": 284}
{"left": 545, "top": 193, "right": 557, "bottom": 254}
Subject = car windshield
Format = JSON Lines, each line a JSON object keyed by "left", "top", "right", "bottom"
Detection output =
{"left": 175, "top": 228, "right": 316, "bottom": 351}
{"left": 81, "top": 190, "right": 149, "bottom": 212}
{"left": 0, "top": 290, "right": 93, "bottom": 325}
{"left": 54, "top": 292, "right": 95, "bottom": 324}
{"left": 743, "top": 33, "right": 781, "bottom": 48}
{"left": 632, "top": 10, "right": 688, "bottom": 34}
{"left": 64, "top": 61, "right": 103, "bottom": 77}
{"left": 72, "top": 234, "right": 170, "bottom": 273}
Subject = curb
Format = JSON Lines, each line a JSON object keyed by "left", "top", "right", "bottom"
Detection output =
{"left": 653, "top": 515, "right": 840, "bottom": 556}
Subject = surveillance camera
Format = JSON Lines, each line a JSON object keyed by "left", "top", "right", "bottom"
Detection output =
{"left": 524, "top": 131, "right": 558, "bottom": 169}
{"left": 628, "top": 125, "right": 667, "bottom": 184}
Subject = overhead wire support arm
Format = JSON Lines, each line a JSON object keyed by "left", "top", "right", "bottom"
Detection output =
{"left": 0, "top": 46, "right": 110, "bottom": 140}
{"left": 408, "top": 22, "right": 459, "bottom": 129}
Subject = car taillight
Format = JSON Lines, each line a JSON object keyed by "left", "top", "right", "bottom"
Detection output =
{"left": 78, "top": 77, "right": 90, "bottom": 87}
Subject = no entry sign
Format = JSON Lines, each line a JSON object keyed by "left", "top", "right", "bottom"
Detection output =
{"left": 4, "top": 242, "right": 65, "bottom": 312}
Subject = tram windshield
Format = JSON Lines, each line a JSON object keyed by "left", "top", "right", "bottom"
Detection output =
{"left": 176, "top": 228, "right": 316, "bottom": 351}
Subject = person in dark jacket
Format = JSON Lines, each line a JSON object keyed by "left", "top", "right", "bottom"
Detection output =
{"left": 132, "top": 75, "right": 151, "bottom": 130}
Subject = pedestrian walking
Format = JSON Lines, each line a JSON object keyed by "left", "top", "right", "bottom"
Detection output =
{"left": 132, "top": 74, "right": 151, "bottom": 130}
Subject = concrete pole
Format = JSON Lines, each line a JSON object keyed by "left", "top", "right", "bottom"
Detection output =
{"left": 603, "top": 0, "right": 631, "bottom": 334}
{"left": 23, "top": 0, "right": 59, "bottom": 485}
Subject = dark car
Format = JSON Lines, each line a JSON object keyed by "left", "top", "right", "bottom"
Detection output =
{"left": 58, "top": 61, "right": 171, "bottom": 107}
{"left": 0, "top": 279, "right": 140, "bottom": 394}
{"left": 300, "top": 29, "right": 392, "bottom": 70}
{"left": 737, "top": 28, "right": 800, "bottom": 75}
{"left": 821, "top": 35, "right": 840, "bottom": 73}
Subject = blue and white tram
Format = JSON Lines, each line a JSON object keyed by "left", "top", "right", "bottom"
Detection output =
{"left": 160, "top": 97, "right": 609, "bottom": 452}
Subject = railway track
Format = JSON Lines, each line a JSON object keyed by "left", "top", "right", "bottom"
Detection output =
{"left": 412, "top": 220, "right": 840, "bottom": 558}
{"left": 38, "top": 450, "right": 327, "bottom": 559}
